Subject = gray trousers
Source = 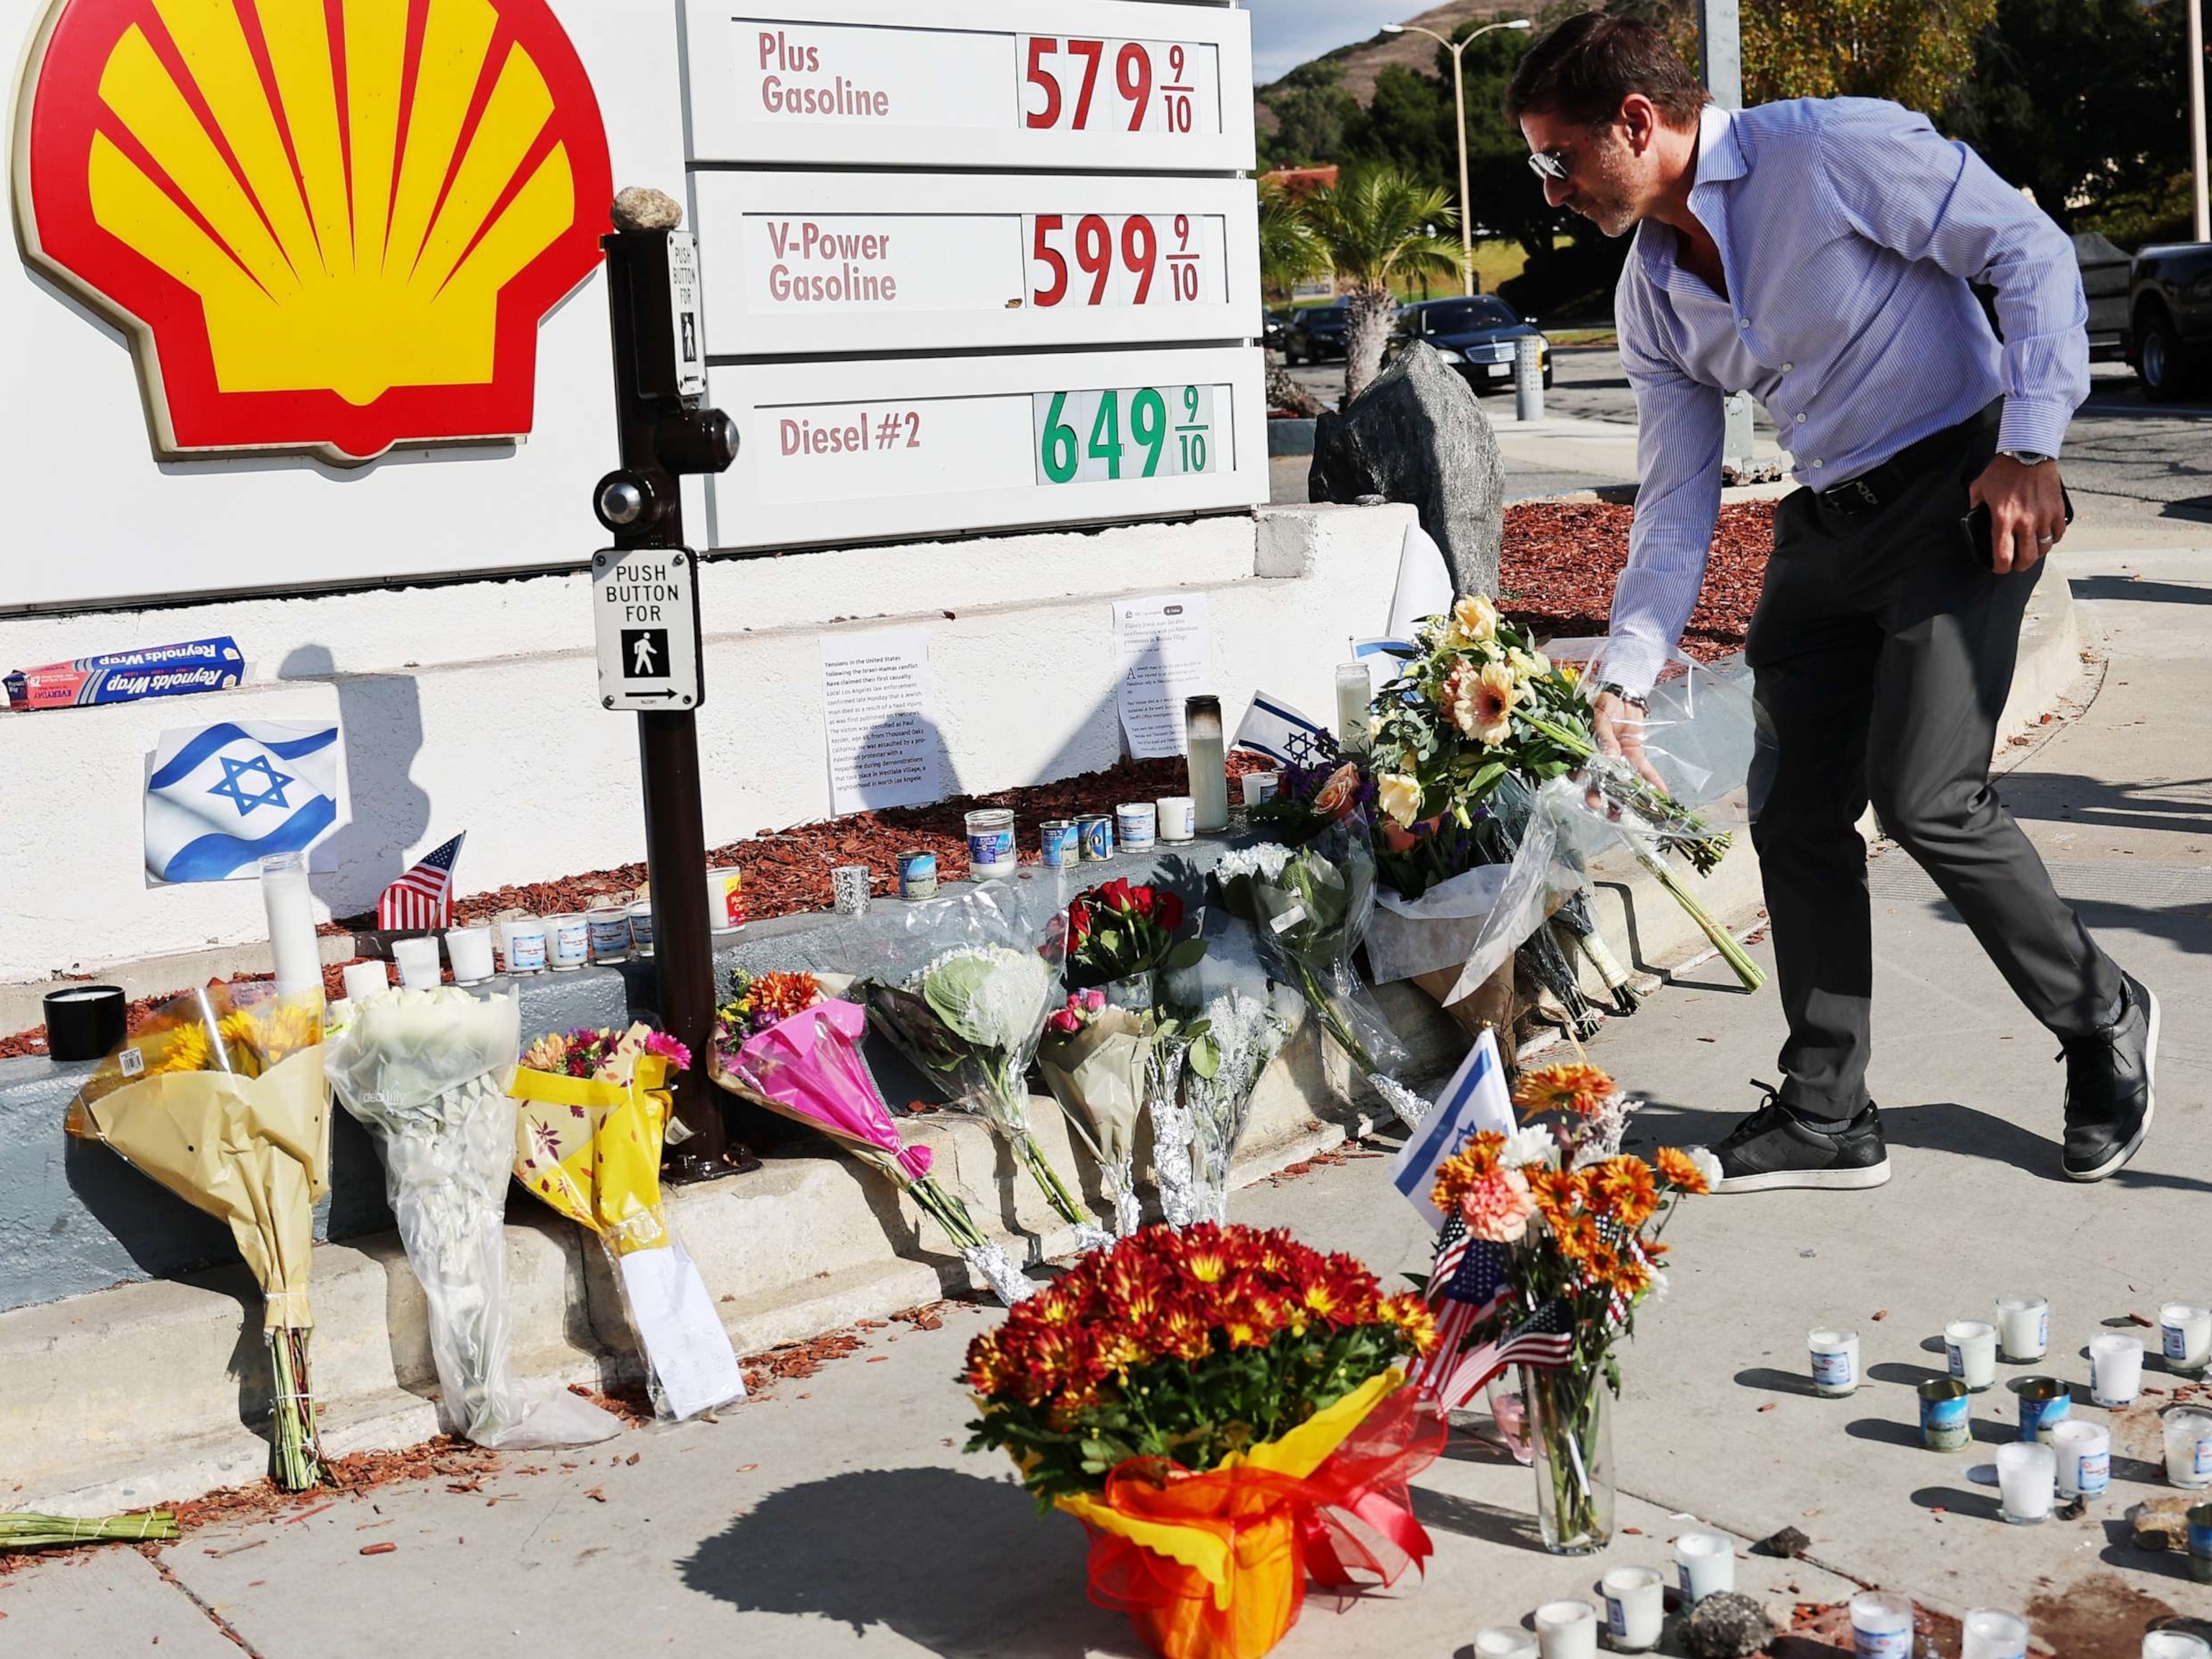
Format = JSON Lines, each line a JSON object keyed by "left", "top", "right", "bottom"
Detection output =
{"left": 1745, "top": 400, "right": 2121, "bottom": 1120}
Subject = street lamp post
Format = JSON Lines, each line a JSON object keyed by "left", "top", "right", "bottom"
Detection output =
{"left": 1382, "top": 17, "right": 1532, "bottom": 296}
{"left": 2190, "top": 0, "right": 2209, "bottom": 242}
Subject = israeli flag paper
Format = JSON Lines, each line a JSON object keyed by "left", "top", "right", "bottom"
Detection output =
{"left": 1388, "top": 1028, "right": 1516, "bottom": 1231}
{"left": 145, "top": 719, "right": 340, "bottom": 884}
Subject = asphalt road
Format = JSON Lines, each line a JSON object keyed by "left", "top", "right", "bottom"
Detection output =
{"left": 1276, "top": 349, "right": 2212, "bottom": 539}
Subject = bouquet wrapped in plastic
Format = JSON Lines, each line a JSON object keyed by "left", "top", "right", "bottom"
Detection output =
{"left": 966, "top": 1224, "right": 1446, "bottom": 1659}
{"left": 863, "top": 880, "right": 1107, "bottom": 1249}
{"left": 712, "top": 969, "right": 1033, "bottom": 1305}
{"left": 325, "top": 986, "right": 621, "bottom": 1449}
{"left": 1038, "top": 990, "right": 1151, "bottom": 1237}
{"left": 512, "top": 1025, "right": 747, "bottom": 1421}
{"left": 66, "top": 981, "right": 331, "bottom": 1488}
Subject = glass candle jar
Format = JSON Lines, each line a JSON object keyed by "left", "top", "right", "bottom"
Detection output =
{"left": 1184, "top": 696, "right": 1228, "bottom": 833}
{"left": 1851, "top": 1590, "right": 1915, "bottom": 1658}
{"left": 341, "top": 960, "right": 392, "bottom": 1004}
{"left": 2162, "top": 1303, "right": 2212, "bottom": 1375}
{"left": 1961, "top": 1609, "right": 2031, "bottom": 1659}
{"left": 2163, "top": 1408, "right": 2212, "bottom": 1490}
{"left": 501, "top": 917, "right": 547, "bottom": 975}
{"left": 1947, "top": 1319, "right": 2000, "bottom": 1391}
{"left": 2051, "top": 1419, "right": 2111, "bottom": 1498}
{"left": 1599, "top": 1564, "right": 1664, "bottom": 1651}
{"left": 1809, "top": 1327, "right": 1860, "bottom": 1397}
{"left": 1673, "top": 1530, "right": 1736, "bottom": 1605}
{"left": 392, "top": 935, "right": 442, "bottom": 989}
{"left": 1335, "top": 660, "right": 1372, "bottom": 755}
{"left": 965, "top": 809, "right": 1017, "bottom": 879}
{"left": 1997, "top": 1441, "right": 2056, "bottom": 1524}
{"left": 2091, "top": 1334, "right": 2146, "bottom": 1407}
{"left": 1995, "top": 1293, "right": 2050, "bottom": 1362}
{"left": 446, "top": 925, "right": 495, "bottom": 984}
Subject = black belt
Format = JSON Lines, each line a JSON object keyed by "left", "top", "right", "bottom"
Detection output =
{"left": 1812, "top": 402, "right": 1999, "bottom": 517}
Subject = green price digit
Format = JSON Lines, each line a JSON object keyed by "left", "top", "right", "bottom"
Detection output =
{"left": 1131, "top": 388, "right": 1166, "bottom": 477}
{"left": 1041, "top": 392, "right": 1079, "bottom": 484}
{"left": 1183, "top": 385, "right": 1201, "bottom": 424}
{"left": 1087, "top": 390, "right": 1122, "bottom": 480}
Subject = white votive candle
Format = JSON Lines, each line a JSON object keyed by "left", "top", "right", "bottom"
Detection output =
{"left": 392, "top": 935, "right": 442, "bottom": 990}
{"left": 258, "top": 852, "right": 322, "bottom": 999}
{"left": 2051, "top": 1419, "right": 2113, "bottom": 1498}
{"left": 1995, "top": 1294, "right": 2049, "bottom": 1362}
{"left": 1155, "top": 796, "right": 1196, "bottom": 843}
{"left": 1947, "top": 1320, "right": 2000, "bottom": 1391}
{"left": 2161, "top": 1303, "right": 2212, "bottom": 1375}
{"left": 1473, "top": 1631, "right": 1539, "bottom": 1659}
{"left": 1533, "top": 1599, "right": 1597, "bottom": 1659}
{"left": 1961, "top": 1608, "right": 2031, "bottom": 1659}
{"left": 2144, "top": 1635, "right": 2212, "bottom": 1659}
{"left": 445, "top": 925, "right": 495, "bottom": 985}
{"left": 1997, "top": 1441, "right": 2057, "bottom": 1524}
{"left": 1809, "top": 1327, "right": 1860, "bottom": 1396}
{"left": 341, "top": 960, "right": 390, "bottom": 1005}
{"left": 2091, "top": 1333, "right": 2146, "bottom": 1407}
{"left": 1850, "top": 1589, "right": 1915, "bottom": 1658}
{"left": 1674, "top": 1529, "right": 1737, "bottom": 1606}
{"left": 2162, "top": 1408, "right": 2212, "bottom": 1490}
{"left": 1240, "top": 770, "right": 1281, "bottom": 807}
{"left": 1335, "top": 661, "right": 1372, "bottom": 754}
{"left": 1599, "top": 1565, "right": 1664, "bottom": 1650}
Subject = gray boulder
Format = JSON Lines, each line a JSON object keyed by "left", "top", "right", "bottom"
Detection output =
{"left": 1308, "top": 343, "right": 1504, "bottom": 601}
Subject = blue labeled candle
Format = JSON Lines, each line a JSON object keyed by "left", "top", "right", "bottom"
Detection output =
{"left": 2012, "top": 1376, "right": 2070, "bottom": 1442}
{"left": 897, "top": 850, "right": 939, "bottom": 900}
{"left": 1920, "top": 1378, "right": 1971, "bottom": 1452}
{"left": 965, "top": 808, "right": 1016, "bottom": 878}
{"left": 1077, "top": 814, "right": 1115, "bottom": 862}
{"left": 2187, "top": 1503, "right": 2212, "bottom": 1583}
{"left": 1040, "top": 820, "right": 1080, "bottom": 868}
{"left": 1115, "top": 802, "right": 1157, "bottom": 854}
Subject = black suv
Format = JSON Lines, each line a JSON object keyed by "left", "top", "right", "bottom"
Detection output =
{"left": 1283, "top": 300, "right": 1352, "bottom": 364}
{"left": 1394, "top": 297, "right": 1552, "bottom": 392}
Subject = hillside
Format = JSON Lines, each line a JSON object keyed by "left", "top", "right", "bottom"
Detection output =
{"left": 1259, "top": 0, "right": 1524, "bottom": 106}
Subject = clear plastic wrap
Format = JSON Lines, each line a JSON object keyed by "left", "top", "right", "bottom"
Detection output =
{"left": 862, "top": 878, "right": 1107, "bottom": 1248}
{"left": 326, "top": 986, "right": 621, "bottom": 1449}
{"left": 1037, "top": 999, "right": 1150, "bottom": 1238}
{"left": 1215, "top": 824, "right": 1411, "bottom": 1088}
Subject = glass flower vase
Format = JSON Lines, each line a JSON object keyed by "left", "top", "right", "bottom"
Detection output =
{"left": 1521, "top": 1363, "right": 1614, "bottom": 1555}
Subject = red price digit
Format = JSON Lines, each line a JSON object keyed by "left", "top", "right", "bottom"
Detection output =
{"left": 1068, "top": 38, "right": 1104, "bottom": 129}
{"left": 1117, "top": 42, "right": 1152, "bottom": 131}
{"left": 1031, "top": 215, "right": 1068, "bottom": 307}
{"left": 1024, "top": 39, "right": 1061, "bottom": 130}
{"left": 1122, "top": 216, "right": 1158, "bottom": 304}
{"left": 1075, "top": 215, "right": 1112, "bottom": 306}
{"left": 1169, "top": 45, "right": 1187, "bottom": 83}
{"left": 1175, "top": 215, "right": 1191, "bottom": 251}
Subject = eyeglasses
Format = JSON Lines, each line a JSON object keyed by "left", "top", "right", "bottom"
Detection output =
{"left": 1527, "top": 148, "right": 1572, "bottom": 183}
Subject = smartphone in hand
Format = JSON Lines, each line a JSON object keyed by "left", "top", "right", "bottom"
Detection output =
{"left": 1960, "top": 487, "right": 2075, "bottom": 572}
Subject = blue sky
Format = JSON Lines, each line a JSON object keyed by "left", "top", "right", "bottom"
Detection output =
{"left": 1249, "top": 1, "right": 1416, "bottom": 85}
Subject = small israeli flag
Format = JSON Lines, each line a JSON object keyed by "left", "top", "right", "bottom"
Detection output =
{"left": 1389, "top": 1028, "right": 1516, "bottom": 1231}
{"left": 1232, "top": 692, "right": 1331, "bottom": 767}
{"left": 145, "top": 719, "right": 340, "bottom": 884}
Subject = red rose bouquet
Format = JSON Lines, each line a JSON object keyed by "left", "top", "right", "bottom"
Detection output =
{"left": 1066, "top": 878, "right": 1207, "bottom": 1007}
{"left": 966, "top": 1223, "right": 1444, "bottom": 1659}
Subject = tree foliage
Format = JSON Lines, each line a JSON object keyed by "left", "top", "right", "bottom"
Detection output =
{"left": 1741, "top": 0, "right": 1998, "bottom": 111}
{"left": 1298, "top": 168, "right": 1465, "bottom": 398}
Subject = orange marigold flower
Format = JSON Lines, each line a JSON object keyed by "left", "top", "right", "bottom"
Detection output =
{"left": 1654, "top": 1146, "right": 1711, "bottom": 1195}
{"left": 1589, "top": 1157, "right": 1660, "bottom": 1228}
{"left": 1527, "top": 1168, "right": 1587, "bottom": 1218}
{"left": 1381, "top": 1292, "right": 1441, "bottom": 1354}
{"left": 1429, "top": 1131, "right": 1509, "bottom": 1209}
{"left": 1552, "top": 1213, "right": 1601, "bottom": 1262}
{"left": 1512, "top": 1061, "right": 1617, "bottom": 1118}
{"left": 1609, "top": 1250, "right": 1654, "bottom": 1298}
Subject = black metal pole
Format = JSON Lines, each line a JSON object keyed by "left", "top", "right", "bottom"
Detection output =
{"left": 596, "top": 211, "right": 751, "bottom": 1178}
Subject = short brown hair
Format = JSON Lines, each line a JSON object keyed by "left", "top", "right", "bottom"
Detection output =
{"left": 1504, "top": 12, "right": 1709, "bottom": 130}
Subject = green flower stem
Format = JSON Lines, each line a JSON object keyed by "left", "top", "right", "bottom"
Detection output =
{"left": 1016, "top": 1131, "right": 1091, "bottom": 1228}
{"left": 266, "top": 1327, "right": 327, "bottom": 1492}
{"left": 907, "top": 1174, "right": 991, "bottom": 1252}
{"left": 0, "top": 1511, "right": 178, "bottom": 1547}
{"left": 1525, "top": 1362, "right": 1607, "bottom": 1550}
{"left": 1630, "top": 846, "right": 1767, "bottom": 992}
{"left": 1295, "top": 959, "right": 1385, "bottom": 1079}
{"left": 1523, "top": 714, "right": 1732, "bottom": 871}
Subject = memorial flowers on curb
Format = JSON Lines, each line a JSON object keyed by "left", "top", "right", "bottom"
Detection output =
{"left": 966, "top": 1223, "right": 1445, "bottom": 1659}
{"left": 327, "top": 986, "right": 621, "bottom": 1449}
{"left": 1176, "top": 988, "right": 1297, "bottom": 1227}
{"left": 713, "top": 969, "right": 1033, "bottom": 1305}
{"left": 65, "top": 982, "right": 332, "bottom": 1490}
{"left": 1066, "top": 877, "right": 1208, "bottom": 1002}
{"left": 1038, "top": 990, "right": 1152, "bottom": 1239}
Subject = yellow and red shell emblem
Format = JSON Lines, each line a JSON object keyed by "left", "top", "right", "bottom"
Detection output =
{"left": 14, "top": 0, "right": 613, "bottom": 462}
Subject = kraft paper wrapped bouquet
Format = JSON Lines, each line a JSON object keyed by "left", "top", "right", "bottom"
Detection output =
{"left": 513, "top": 1025, "right": 748, "bottom": 1421}
{"left": 966, "top": 1223, "right": 1445, "bottom": 1659}
{"left": 65, "top": 982, "right": 331, "bottom": 1489}
{"left": 324, "top": 986, "right": 621, "bottom": 1449}
{"left": 711, "top": 969, "right": 1034, "bottom": 1306}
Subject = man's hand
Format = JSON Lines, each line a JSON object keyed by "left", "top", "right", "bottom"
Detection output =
{"left": 1969, "top": 455, "right": 2067, "bottom": 575}
{"left": 1594, "top": 691, "right": 1668, "bottom": 791}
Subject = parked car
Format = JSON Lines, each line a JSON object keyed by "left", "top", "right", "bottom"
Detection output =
{"left": 1283, "top": 300, "right": 1351, "bottom": 364}
{"left": 1262, "top": 307, "right": 1293, "bottom": 353}
{"left": 2126, "top": 240, "right": 2212, "bottom": 398}
{"left": 2073, "top": 232, "right": 2130, "bottom": 363}
{"left": 1393, "top": 296, "right": 1553, "bottom": 392}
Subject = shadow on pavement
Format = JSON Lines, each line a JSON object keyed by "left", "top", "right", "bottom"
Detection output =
{"left": 1876, "top": 1101, "right": 2072, "bottom": 1182}
{"left": 1866, "top": 1361, "right": 1947, "bottom": 1387}
{"left": 680, "top": 1465, "right": 1120, "bottom": 1658}
{"left": 1735, "top": 1366, "right": 1824, "bottom": 1398}
{"left": 2072, "top": 575, "right": 2212, "bottom": 605}
{"left": 1409, "top": 1483, "right": 1545, "bottom": 1553}
{"left": 1909, "top": 1483, "right": 2001, "bottom": 1521}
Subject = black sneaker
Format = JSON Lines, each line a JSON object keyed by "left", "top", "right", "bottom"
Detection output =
{"left": 1712, "top": 1087, "right": 1892, "bottom": 1194}
{"left": 2060, "top": 971, "right": 2158, "bottom": 1182}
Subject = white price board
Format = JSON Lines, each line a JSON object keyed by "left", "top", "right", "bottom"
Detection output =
{"left": 691, "top": 174, "right": 1260, "bottom": 356}
{"left": 683, "top": 0, "right": 1254, "bottom": 171}
{"left": 703, "top": 347, "right": 1264, "bottom": 550}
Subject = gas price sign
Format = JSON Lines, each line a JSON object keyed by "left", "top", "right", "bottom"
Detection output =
{"left": 684, "top": 0, "right": 1254, "bottom": 171}
{"left": 1033, "top": 385, "right": 1219, "bottom": 485}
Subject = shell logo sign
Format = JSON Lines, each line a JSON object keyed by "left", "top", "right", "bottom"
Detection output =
{"left": 12, "top": 0, "right": 614, "bottom": 463}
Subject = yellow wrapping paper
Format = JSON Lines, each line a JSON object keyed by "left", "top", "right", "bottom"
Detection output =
{"left": 510, "top": 1055, "right": 672, "bottom": 1254}
{"left": 1053, "top": 1369, "right": 1403, "bottom": 1601}
{"left": 66, "top": 1035, "right": 330, "bottom": 1331}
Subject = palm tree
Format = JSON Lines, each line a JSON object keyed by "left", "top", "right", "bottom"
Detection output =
{"left": 1299, "top": 168, "right": 1466, "bottom": 401}
{"left": 1256, "top": 182, "right": 1328, "bottom": 417}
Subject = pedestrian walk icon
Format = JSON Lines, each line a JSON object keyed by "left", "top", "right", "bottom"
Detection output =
{"left": 621, "top": 629, "right": 669, "bottom": 680}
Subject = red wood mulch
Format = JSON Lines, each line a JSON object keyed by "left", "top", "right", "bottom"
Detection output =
{"left": 0, "top": 501, "right": 1773, "bottom": 1061}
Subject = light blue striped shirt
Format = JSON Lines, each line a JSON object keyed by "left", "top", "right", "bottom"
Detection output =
{"left": 1610, "top": 98, "right": 2089, "bottom": 688}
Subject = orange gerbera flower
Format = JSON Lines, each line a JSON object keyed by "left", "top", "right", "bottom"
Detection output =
{"left": 1609, "top": 1250, "right": 1655, "bottom": 1298}
{"left": 1590, "top": 1157, "right": 1660, "bottom": 1229}
{"left": 1552, "top": 1213, "right": 1601, "bottom": 1262}
{"left": 1512, "top": 1062, "right": 1617, "bottom": 1118}
{"left": 1430, "top": 1131, "right": 1509, "bottom": 1210}
{"left": 1527, "top": 1168, "right": 1587, "bottom": 1219}
{"left": 1655, "top": 1146, "right": 1712, "bottom": 1195}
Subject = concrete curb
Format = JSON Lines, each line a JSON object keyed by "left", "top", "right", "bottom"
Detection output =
{"left": 0, "top": 578, "right": 2087, "bottom": 1513}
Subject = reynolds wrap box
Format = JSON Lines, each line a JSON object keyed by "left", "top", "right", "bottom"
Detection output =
{"left": 5, "top": 638, "right": 245, "bottom": 712}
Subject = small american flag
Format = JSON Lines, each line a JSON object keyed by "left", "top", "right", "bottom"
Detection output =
{"left": 377, "top": 834, "right": 464, "bottom": 930}
{"left": 1431, "top": 1300, "right": 1576, "bottom": 1412}
{"left": 1414, "top": 1218, "right": 1511, "bottom": 1401}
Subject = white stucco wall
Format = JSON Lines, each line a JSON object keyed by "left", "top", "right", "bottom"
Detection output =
{"left": 0, "top": 503, "right": 1415, "bottom": 983}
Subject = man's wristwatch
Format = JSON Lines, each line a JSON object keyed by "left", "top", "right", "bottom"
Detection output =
{"left": 1596, "top": 681, "right": 1649, "bottom": 711}
{"left": 1999, "top": 449, "right": 2054, "bottom": 467}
